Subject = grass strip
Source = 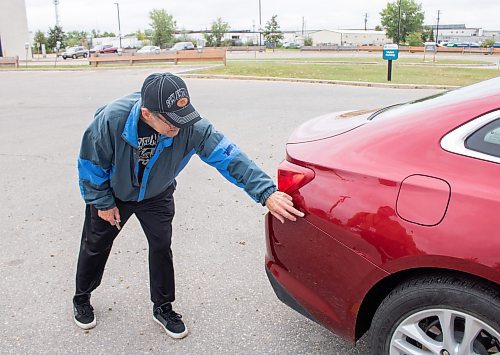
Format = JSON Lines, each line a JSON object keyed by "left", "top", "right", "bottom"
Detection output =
{"left": 193, "top": 61, "right": 500, "bottom": 86}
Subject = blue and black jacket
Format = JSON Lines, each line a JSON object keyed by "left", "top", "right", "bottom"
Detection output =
{"left": 78, "top": 92, "right": 277, "bottom": 210}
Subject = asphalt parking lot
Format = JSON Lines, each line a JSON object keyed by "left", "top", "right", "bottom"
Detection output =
{"left": 0, "top": 69, "right": 441, "bottom": 353}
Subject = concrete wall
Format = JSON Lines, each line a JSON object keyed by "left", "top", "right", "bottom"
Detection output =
{"left": 0, "top": 0, "right": 31, "bottom": 58}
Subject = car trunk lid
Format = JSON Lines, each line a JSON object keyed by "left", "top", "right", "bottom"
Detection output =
{"left": 288, "top": 109, "right": 375, "bottom": 144}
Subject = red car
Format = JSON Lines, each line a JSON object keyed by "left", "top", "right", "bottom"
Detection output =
{"left": 89, "top": 44, "right": 118, "bottom": 54}
{"left": 265, "top": 77, "right": 500, "bottom": 354}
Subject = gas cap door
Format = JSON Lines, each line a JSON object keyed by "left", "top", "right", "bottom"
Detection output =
{"left": 396, "top": 174, "right": 451, "bottom": 226}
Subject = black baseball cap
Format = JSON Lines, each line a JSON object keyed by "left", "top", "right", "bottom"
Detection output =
{"left": 141, "top": 72, "right": 201, "bottom": 128}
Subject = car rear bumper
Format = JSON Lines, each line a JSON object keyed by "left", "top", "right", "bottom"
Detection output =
{"left": 264, "top": 212, "right": 357, "bottom": 341}
{"left": 265, "top": 266, "right": 319, "bottom": 325}
{"left": 264, "top": 211, "right": 389, "bottom": 342}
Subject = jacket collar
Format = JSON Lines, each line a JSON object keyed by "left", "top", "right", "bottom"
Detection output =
{"left": 121, "top": 99, "right": 172, "bottom": 149}
{"left": 121, "top": 100, "right": 141, "bottom": 148}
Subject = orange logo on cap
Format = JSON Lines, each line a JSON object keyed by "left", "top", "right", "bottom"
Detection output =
{"left": 177, "top": 98, "right": 189, "bottom": 108}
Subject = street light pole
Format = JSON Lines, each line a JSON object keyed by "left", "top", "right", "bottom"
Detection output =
{"left": 114, "top": 2, "right": 122, "bottom": 49}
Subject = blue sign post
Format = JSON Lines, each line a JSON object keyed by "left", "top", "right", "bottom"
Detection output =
{"left": 383, "top": 44, "right": 399, "bottom": 81}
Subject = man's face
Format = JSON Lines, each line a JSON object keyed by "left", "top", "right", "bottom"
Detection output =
{"left": 141, "top": 107, "right": 180, "bottom": 137}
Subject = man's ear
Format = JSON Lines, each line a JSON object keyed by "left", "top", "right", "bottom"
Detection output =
{"left": 140, "top": 107, "right": 153, "bottom": 120}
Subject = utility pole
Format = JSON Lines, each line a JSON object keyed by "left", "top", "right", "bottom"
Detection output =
{"left": 258, "top": 0, "right": 262, "bottom": 46}
{"left": 435, "top": 9, "right": 441, "bottom": 44}
{"left": 114, "top": 2, "right": 122, "bottom": 49}
{"left": 397, "top": 0, "right": 402, "bottom": 45}
{"left": 364, "top": 13, "right": 368, "bottom": 31}
{"left": 53, "top": 0, "right": 60, "bottom": 27}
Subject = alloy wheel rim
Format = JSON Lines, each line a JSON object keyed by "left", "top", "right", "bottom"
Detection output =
{"left": 389, "top": 308, "right": 500, "bottom": 355}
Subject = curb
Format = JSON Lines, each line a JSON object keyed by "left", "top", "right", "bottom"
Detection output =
{"left": 181, "top": 73, "right": 457, "bottom": 90}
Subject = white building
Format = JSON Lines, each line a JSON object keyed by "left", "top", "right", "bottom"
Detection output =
{"left": 176, "top": 29, "right": 389, "bottom": 47}
{"left": 297, "top": 29, "right": 390, "bottom": 46}
{"left": 429, "top": 24, "right": 500, "bottom": 44}
{"left": 431, "top": 24, "right": 480, "bottom": 43}
{"left": 0, "top": 0, "right": 31, "bottom": 58}
{"left": 174, "top": 31, "right": 260, "bottom": 45}
{"left": 90, "top": 35, "right": 142, "bottom": 49}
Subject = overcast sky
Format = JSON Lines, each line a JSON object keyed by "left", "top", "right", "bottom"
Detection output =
{"left": 25, "top": 0, "right": 500, "bottom": 34}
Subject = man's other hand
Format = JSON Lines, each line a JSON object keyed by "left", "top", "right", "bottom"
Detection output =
{"left": 265, "top": 191, "right": 305, "bottom": 224}
{"left": 98, "top": 207, "right": 121, "bottom": 226}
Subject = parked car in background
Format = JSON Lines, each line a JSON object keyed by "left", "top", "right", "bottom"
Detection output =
{"left": 136, "top": 45, "right": 161, "bottom": 54}
{"left": 493, "top": 42, "right": 500, "bottom": 48}
{"left": 89, "top": 44, "right": 118, "bottom": 54}
{"left": 282, "top": 41, "right": 302, "bottom": 49}
{"left": 61, "top": 46, "right": 89, "bottom": 59}
{"left": 446, "top": 42, "right": 480, "bottom": 48}
{"left": 170, "top": 42, "right": 195, "bottom": 51}
{"left": 265, "top": 77, "right": 500, "bottom": 354}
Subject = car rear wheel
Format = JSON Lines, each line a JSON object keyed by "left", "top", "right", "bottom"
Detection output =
{"left": 369, "top": 276, "right": 500, "bottom": 355}
{"left": 83, "top": 53, "right": 88, "bottom": 58}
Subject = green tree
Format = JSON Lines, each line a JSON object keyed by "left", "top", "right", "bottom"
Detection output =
{"left": 421, "top": 26, "right": 434, "bottom": 42}
{"left": 204, "top": 18, "right": 230, "bottom": 47}
{"left": 203, "top": 32, "right": 215, "bottom": 47}
{"left": 380, "top": 0, "right": 424, "bottom": 44}
{"left": 149, "top": 9, "right": 176, "bottom": 48}
{"left": 136, "top": 29, "right": 146, "bottom": 41}
{"left": 375, "top": 25, "right": 383, "bottom": 31}
{"left": 481, "top": 39, "right": 495, "bottom": 48}
{"left": 47, "top": 25, "right": 65, "bottom": 52}
{"left": 65, "top": 30, "right": 87, "bottom": 47}
{"left": 101, "top": 31, "right": 116, "bottom": 37}
{"left": 262, "top": 15, "right": 284, "bottom": 51}
{"left": 33, "top": 30, "right": 47, "bottom": 54}
{"left": 407, "top": 32, "right": 423, "bottom": 46}
{"left": 304, "top": 37, "right": 313, "bottom": 46}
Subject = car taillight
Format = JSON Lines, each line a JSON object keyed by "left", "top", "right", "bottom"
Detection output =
{"left": 278, "top": 160, "right": 315, "bottom": 194}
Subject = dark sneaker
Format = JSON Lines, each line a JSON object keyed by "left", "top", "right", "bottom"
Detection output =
{"left": 153, "top": 303, "right": 188, "bottom": 339}
{"left": 73, "top": 298, "right": 96, "bottom": 330}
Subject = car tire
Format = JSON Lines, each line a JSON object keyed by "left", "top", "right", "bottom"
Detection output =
{"left": 62, "top": 56, "right": 67, "bottom": 60}
{"left": 83, "top": 53, "right": 88, "bottom": 58}
{"left": 369, "top": 275, "right": 500, "bottom": 355}
{"left": 72, "top": 54, "right": 77, "bottom": 59}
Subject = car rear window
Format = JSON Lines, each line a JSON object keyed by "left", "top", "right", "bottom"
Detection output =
{"left": 369, "top": 77, "right": 500, "bottom": 122}
{"left": 465, "top": 118, "right": 500, "bottom": 158}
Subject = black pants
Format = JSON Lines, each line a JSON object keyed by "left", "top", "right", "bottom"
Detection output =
{"left": 75, "top": 185, "right": 176, "bottom": 307}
